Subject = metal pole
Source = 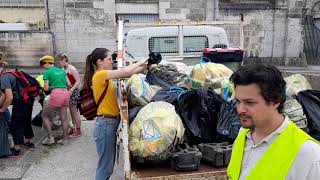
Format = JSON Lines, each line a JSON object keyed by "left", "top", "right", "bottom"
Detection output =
{"left": 240, "top": 14, "right": 244, "bottom": 66}
{"left": 45, "top": 0, "right": 50, "bottom": 30}
{"left": 240, "top": 14, "right": 244, "bottom": 49}
{"left": 117, "top": 19, "right": 124, "bottom": 68}
{"left": 178, "top": 25, "right": 183, "bottom": 57}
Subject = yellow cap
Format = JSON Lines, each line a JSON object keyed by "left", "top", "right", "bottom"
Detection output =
{"left": 40, "top": 55, "right": 54, "bottom": 63}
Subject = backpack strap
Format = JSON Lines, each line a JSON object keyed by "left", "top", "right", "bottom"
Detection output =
{"left": 96, "top": 80, "right": 109, "bottom": 108}
{"left": 2, "top": 69, "right": 30, "bottom": 87}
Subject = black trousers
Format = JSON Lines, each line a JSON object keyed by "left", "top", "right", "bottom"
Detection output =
{"left": 9, "top": 99, "right": 34, "bottom": 145}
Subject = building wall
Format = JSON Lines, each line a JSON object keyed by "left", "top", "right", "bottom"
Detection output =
{"left": 159, "top": 0, "right": 207, "bottom": 20}
{"left": 218, "top": 0, "right": 307, "bottom": 66}
{"left": 48, "top": 0, "right": 116, "bottom": 66}
{"left": 0, "top": 32, "right": 53, "bottom": 67}
{"left": 0, "top": 8, "right": 45, "bottom": 24}
{"left": 116, "top": 3, "right": 158, "bottom": 14}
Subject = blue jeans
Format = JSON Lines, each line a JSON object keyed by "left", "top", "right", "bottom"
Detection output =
{"left": 94, "top": 117, "right": 120, "bottom": 180}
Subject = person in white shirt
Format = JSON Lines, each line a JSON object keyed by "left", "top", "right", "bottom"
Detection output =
{"left": 227, "top": 65, "right": 320, "bottom": 180}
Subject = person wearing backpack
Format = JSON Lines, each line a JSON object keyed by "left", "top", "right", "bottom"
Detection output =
{"left": 83, "top": 48, "right": 147, "bottom": 180}
{"left": 55, "top": 53, "right": 82, "bottom": 138}
{"left": 0, "top": 60, "right": 12, "bottom": 158}
{"left": 0, "top": 64, "right": 36, "bottom": 157}
{"left": 40, "top": 55, "right": 70, "bottom": 145}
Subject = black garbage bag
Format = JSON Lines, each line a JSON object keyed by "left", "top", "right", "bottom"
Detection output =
{"left": 217, "top": 100, "right": 241, "bottom": 140}
{"left": 151, "top": 86, "right": 188, "bottom": 105}
{"left": 0, "top": 113, "right": 11, "bottom": 157}
{"left": 129, "top": 106, "right": 142, "bottom": 125}
{"left": 296, "top": 90, "right": 320, "bottom": 140}
{"left": 32, "top": 110, "right": 43, "bottom": 127}
{"left": 176, "top": 88, "right": 228, "bottom": 143}
{"left": 146, "top": 71, "right": 171, "bottom": 88}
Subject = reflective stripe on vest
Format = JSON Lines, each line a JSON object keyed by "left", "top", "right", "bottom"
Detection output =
{"left": 227, "top": 121, "right": 318, "bottom": 180}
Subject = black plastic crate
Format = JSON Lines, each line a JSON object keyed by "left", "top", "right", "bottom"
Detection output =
{"left": 198, "top": 142, "right": 232, "bottom": 167}
{"left": 170, "top": 143, "right": 202, "bottom": 171}
{"left": 202, "top": 48, "right": 244, "bottom": 63}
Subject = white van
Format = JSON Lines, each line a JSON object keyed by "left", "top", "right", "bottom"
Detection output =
{"left": 124, "top": 26, "right": 229, "bottom": 59}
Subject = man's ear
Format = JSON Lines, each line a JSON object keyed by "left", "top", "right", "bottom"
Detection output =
{"left": 271, "top": 101, "right": 281, "bottom": 110}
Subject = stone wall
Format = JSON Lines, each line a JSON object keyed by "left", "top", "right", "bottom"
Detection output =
{"left": 0, "top": 8, "right": 45, "bottom": 24}
{"left": 48, "top": 0, "right": 116, "bottom": 67}
{"left": 0, "top": 32, "right": 53, "bottom": 67}
{"left": 159, "top": 0, "right": 207, "bottom": 20}
{"left": 219, "top": 0, "right": 307, "bottom": 66}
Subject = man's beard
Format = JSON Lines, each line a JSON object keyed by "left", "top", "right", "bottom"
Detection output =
{"left": 240, "top": 114, "right": 255, "bottom": 129}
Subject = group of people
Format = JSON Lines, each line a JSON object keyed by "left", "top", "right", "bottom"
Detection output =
{"left": 0, "top": 48, "right": 147, "bottom": 180}
{"left": 0, "top": 53, "right": 82, "bottom": 158}
{"left": 40, "top": 54, "right": 82, "bottom": 145}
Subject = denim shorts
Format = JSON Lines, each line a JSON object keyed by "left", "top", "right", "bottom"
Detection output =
{"left": 93, "top": 117, "right": 120, "bottom": 180}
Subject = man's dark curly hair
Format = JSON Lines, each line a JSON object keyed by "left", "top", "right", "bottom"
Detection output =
{"left": 230, "top": 65, "right": 286, "bottom": 113}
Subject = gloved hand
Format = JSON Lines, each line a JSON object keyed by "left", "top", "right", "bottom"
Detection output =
{"left": 148, "top": 52, "right": 162, "bottom": 65}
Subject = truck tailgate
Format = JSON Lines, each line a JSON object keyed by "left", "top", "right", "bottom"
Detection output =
{"left": 130, "top": 163, "right": 227, "bottom": 179}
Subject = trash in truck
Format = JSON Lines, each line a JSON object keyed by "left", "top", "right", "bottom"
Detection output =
{"left": 283, "top": 98, "right": 308, "bottom": 131}
{"left": 216, "top": 100, "right": 241, "bottom": 140}
{"left": 176, "top": 88, "right": 229, "bottom": 143}
{"left": 126, "top": 74, "right": 159, "bottom": 107}
{"left": 190, "top": 62, "right": 233, "bottom": 89}
{"left": 284, "top": 74, "right": 312, "bottom": 97}
{"left": 148, "top": 61, "right": 191, "bottom": 87}
{"left": 151, "top": 86, "right": 188, "bottom": 105}
{"left": 170, "top": 143, "right": 202, "bottom": 171}
{"left": 296, "top": 90, "right": 320, "bottom": 140}
{"left": 146, "top": 71, "right": 171, "bottom": 88}
{"left": 129, "top": 101, "right": 185, "bottom": 163}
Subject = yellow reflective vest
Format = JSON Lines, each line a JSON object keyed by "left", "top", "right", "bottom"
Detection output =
{"left": 227, "top": 121, "right": 318, "bottom": 180}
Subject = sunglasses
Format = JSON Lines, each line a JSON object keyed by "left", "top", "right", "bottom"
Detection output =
{"left": 40, "top": 62, "right": 53, "bottom": 65}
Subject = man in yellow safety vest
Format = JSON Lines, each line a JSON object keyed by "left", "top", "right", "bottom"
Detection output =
{"left": 227, "top": 65, "right": 320, "bottom": 180}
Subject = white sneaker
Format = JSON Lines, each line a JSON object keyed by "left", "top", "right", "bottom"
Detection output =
{"left": 42, "top": 137, "right": 55, "bottom": 145}
{"left": 57, "top": 138, "right": 68, "bottom": 145}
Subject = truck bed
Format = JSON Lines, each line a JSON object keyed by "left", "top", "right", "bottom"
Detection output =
{"left": 130, "top": 161, "right": 227, "bottom": 179}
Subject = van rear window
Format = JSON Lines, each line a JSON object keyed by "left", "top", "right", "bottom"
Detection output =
{"left": 148, "top": 36, "right": 209, "bottom": 54}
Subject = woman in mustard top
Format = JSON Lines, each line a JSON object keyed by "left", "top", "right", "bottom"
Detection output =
{"left": 83, "top": 48, "right": 147, "bottom": 180}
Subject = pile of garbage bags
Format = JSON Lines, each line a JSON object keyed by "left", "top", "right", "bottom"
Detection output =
{"left": 127, "top": 61, "right": 241, "bottom": 163}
